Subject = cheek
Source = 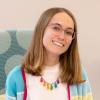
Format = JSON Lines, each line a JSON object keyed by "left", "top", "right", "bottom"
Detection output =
{"left": 64, "top": 37, "right": 72, "bottom": 47}
{"left": 43, "top": 29, "right": 53, "bottom": 39}
{"left": 43, "top": 29, "right": 57, "bottom": 43}
{"left": 51, "top": 34, "right": 61, "bottom": 39}
{"left": 43, "top": 32, "right": 52, "bottom": 46}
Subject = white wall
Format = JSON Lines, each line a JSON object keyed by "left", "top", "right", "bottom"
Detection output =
{"left": 0, "top": 0, "right": 100, "bottom": 99}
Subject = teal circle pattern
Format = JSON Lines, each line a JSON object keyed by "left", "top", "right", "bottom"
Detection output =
{"left": 5, "top": 55, "right": 23, "bottom": 75}
{"left": 0, "top": 30, "right": 32, "bottom": 94}
{"left": 16, "top": 30, "right": 32, "bottom": 49}
{"left": 0, "top": 31, "right": 11, "bottom": 54}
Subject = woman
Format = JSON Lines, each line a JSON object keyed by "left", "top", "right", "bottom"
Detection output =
{"left": 6, "top": 7, "right": 93, "bottom": 100}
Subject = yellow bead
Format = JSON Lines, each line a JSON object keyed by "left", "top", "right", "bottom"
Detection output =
{"left": 50, "top": 84, "right": 53, "bottom": 90}
{"left": 47, "top": 83, "right": 49, "bottom": 90}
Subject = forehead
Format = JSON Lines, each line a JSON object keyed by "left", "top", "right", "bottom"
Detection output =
{"left": 49, "top": 12, "right": 74, "bottom": 29}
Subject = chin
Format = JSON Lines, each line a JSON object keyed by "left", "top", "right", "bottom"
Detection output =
{"left": 52, "top": 50, "right": 66, "bottom": 56}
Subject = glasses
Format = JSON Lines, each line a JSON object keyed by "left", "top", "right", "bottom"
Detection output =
{"left": 47, "top": 23, "right": 76, "bottom": 39}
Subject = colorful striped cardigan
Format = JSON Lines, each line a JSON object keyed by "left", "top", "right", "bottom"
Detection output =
{"left": 6, "top": 65, "right": 93, "bottom": 100}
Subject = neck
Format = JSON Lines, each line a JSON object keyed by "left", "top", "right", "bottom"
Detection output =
{"left": 43, "top": 52, "right": 59, "bottom": 66}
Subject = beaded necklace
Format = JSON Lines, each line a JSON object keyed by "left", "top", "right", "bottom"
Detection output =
{"left": 21, "top": 67, "right": 71, "bottom": 100}
{"left": 40, "top": 76, "right": 60, "bottom": 91}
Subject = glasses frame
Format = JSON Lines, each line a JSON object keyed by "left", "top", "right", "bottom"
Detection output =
{"left": 47, "top": 23, "right": 76, "bottom": 39}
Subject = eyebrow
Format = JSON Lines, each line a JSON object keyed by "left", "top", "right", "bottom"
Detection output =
{"left": 51, "top": 23, "right": 74, "bottom": 31}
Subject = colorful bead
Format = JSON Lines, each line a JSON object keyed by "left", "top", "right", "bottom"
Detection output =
{"left": 40, "top": 76, "right": 59, "bottom": 91}
{"left": 54, "top": 83, "right": 57, "bottom": 88}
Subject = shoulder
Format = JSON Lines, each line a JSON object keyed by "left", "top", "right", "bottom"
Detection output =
{"left": 6, "top": 65, "right": 24, "bottom": 97}
{"left": 78, "top": 67, "right": 92, "bottom": 96}
{"left": 70, "top": 67, "right": 93, "bottom": 98}
{"left": 82, "top": 66, "right": 89, "bottom": 81}
{"left": 6, "top": 65, "right": 22, "bottom": 81}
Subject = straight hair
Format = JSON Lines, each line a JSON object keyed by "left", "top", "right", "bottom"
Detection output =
{"left": 22, "top": 7, "right": 85, "bottom": 85}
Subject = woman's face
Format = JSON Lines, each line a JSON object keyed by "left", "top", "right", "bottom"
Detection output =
{"left": 43, "top": 12, "right": 74, "bottom": 57}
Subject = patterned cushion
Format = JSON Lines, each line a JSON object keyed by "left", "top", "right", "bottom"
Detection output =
{"left": 0, "top": 30, "right": 33, "bottom": 95}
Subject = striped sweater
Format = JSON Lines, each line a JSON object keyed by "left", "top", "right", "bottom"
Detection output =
{"left": 6, "top": 65, "right": 93, "bottom": 100}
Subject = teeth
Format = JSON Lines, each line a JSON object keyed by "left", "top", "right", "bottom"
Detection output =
{"left": 52, "top": 41, "right": 64, "bottom": 47}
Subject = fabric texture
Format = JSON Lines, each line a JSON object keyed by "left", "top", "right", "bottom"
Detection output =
{"left": 6, "top": 65, "right": 93, "bottom": 100}
{"left": 25, "top": 63, "right": 68, "bottom": 100}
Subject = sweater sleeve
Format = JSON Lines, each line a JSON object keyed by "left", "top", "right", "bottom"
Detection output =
{"left": 6, "top": 66, "right": 25, "bottom": 100}
{"left": 6, "top": 70, "right": 17, "bottom": 100}
{"left": 81, "top": 67, "right": 93, "bottom": 100}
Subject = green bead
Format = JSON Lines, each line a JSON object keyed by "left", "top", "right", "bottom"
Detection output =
{"left": 54, "top": 83, "right": 57, "bottom": 88}
{"left": 40, "top": 77, "right": 59, "bottom": 91}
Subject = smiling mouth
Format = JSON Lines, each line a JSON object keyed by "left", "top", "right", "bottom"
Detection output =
{"left": 52, "top": 40, "right": 64, "bottom": 47}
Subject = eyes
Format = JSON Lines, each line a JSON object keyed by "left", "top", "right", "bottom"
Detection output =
{"left": 51, "top": 25, "right": 74, "bottom": 37}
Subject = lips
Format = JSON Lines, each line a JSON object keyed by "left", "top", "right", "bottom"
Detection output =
{"left": 52, "top": 40, "right": 64, "bottom": 47}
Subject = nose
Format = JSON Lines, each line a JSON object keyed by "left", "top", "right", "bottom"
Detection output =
{"left": 58, "top": 30, "right": 65, "bottom": 41}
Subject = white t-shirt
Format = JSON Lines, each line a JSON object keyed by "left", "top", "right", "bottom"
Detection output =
{"left": 26, "top": 63, "right": 68, "bottom": 100}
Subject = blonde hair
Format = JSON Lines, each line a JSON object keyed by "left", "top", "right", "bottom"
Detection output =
{"left": 22, "top": 7, "right": 85, "bottom": 84}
